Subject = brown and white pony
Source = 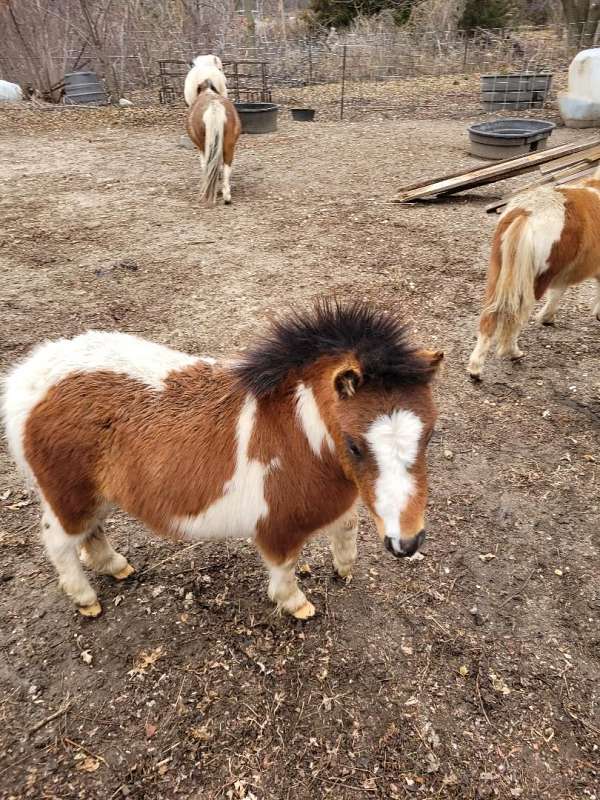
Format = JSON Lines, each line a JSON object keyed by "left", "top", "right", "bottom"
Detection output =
{"left": 186, "top": 80, "right": 241, "bottom": 206}
{"left": 468, "top": 173, "right": 600, "bottom": 379}
{"left": 184, "top": 54, "right": 227, "bottom": 105}
{"left": 2, "top": 301, "right": 443, "bottom": 620}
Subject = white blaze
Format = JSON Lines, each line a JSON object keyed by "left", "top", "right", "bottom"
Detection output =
{"left": 365, "top": 409, "right": 423, "bottom": 554}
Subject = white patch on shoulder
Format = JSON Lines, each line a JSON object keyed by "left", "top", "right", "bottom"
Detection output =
{"left": 295, "top": 383, "right": 334, "bottom": 457}
{"left": 504, "top": 187, "right": 566, "bottom": 276}
{"left": 171, "top": 394, "right": 278, "bottom": 541}
{"left": 365, "top": 409, "right": 423, "bottom": 553}
{"left": 2, "top": 331, "right": 200, "bottom": 485}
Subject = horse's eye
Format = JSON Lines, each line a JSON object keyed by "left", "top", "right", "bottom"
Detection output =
{"left": 345, "top": 436, "right": 363, "bottom": 459}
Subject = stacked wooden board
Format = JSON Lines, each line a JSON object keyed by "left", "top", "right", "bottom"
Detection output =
{"left": 393, "top": 137, "right": 600, "bottom": 211}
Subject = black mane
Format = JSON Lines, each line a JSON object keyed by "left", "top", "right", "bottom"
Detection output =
{"left": 234, "top": 299, "right": 435, "bottom": 397}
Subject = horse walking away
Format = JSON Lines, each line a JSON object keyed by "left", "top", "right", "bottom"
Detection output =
{"left": 184, "top": 54, "right": 227, "bottom": 106}
{"left": 186, "top": 80, "right": 241, "bottom": 206}
{"left": 2, "top": 300, "right": 443, "bottom": 620}
{"left": 468, "top": 172, "right": 600, "bottom": 380}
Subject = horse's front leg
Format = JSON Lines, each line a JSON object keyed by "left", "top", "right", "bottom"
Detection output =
{"left": 326, "top": 505, "right": 359, "bottom": 580}
{"left": 256, "top": 536, "right": 315, "bottom": 619}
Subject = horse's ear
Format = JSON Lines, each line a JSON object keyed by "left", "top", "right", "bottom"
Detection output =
{"left": 418, "top": 349, "right": 444, "bottom": 373}
{"left": 333, "top": 363, "right": 363, "bottom": 399}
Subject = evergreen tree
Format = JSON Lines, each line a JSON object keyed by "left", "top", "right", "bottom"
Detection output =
{"left": 306, "top": 0, "right": 414, "bottom": 28}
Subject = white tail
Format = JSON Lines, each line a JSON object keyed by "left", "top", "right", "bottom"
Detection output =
{"left": 202, "top": 101, "right": 226, "bottom": 205}
{"left": 485, "top": 214, "right": 537, "bottom": 355}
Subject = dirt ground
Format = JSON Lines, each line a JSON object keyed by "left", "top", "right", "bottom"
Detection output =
{"left": 0, "top": 91, "right": 599, "bottom": 800}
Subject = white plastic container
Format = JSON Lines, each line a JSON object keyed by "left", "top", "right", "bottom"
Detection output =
{"left": 559, "top": 48, "right": 600, "bottom": 128}
{"left": 0, "top": 79, "right": 23, "bottom": 102}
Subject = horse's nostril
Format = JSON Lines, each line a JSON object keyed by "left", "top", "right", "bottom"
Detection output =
{"left": 384, "top": 536, "right": 399, "bottom": 557}
{"left": 384, "top": 530, "right": 426, "bottom": 558}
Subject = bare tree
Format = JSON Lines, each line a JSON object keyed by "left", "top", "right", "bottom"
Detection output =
{"left": 561, "top": 0, "right": 600, "bottom": 47}
{"left": 77, "top": 0, "right": 121, "bottom": 101}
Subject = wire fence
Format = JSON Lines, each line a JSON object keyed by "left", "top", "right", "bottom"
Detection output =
{"left": 0, "top": 20, "right": 597, "bottom": 116}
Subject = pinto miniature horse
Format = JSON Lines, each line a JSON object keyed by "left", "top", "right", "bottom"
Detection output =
{"left": 468, "top": 173, "right": 600, "bottom": 380}
{"left": 2, "top": 301, "right": 443, "bottom": 620}
{"left": 186, "top": 80, "right": 241, "bottom": 206}
{"left": 184, "top": 54, "right": 227, "bottom": 105}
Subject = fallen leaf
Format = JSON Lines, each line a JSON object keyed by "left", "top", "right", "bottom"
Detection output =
{"left": 189, "top": 724, "right": 212, "bottom": 741}
{"left": 298, "top": 562, "right": 312, "bottom": 576}
{"left": 129, "top": 646, "right": 164, "bottom": 676}
{"left": 81, "top": 650, "right": 93, "bottom": 665}
{"left": 78, "top": 756, "right": 100, "bottom": 772}
{"left": 479, "top": 553, "right": 496, "bottom": 562}
{"left": 459, "top": 664, "right": 469, "bottom": 677}
{"left": 490, "top": 672, "right": 511, "bottom": 695}
{"left": 145, "top": 722, "right": 157, "bottom": 738}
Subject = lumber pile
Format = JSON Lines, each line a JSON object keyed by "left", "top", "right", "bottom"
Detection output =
{"left": 393, "top": 137, "right": 600, "bottom": 211}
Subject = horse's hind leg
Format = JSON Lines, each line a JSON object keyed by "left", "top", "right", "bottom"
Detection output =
{"left": 80, "top": 523, "right": 134, "bottom": 581}
{"left": 222, "top": 163, "right": 232, "bottom": 204}
{"left": 326, "top": 505, "right": 358, "bottom": 579}
{"left": 467, "top": 312, "right": 495, "bottom": 380}
{"left": 593, "top": 278, "right": 600, "bottom": 321}
{"left": 222, "top": 131, "right": 236, "bottom": 205}
{"left": 41, "top": 503, "right": 101, "bottom": 616}
{"left": 535, "top": 285, "right": 567, "bottom": 326}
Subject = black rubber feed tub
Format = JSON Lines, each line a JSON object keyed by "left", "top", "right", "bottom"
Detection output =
{"left": 291, "top": 107, "right": 315, "bottom": 122}
{"left": 234, "top": 102, "right": 278, "bottom": 134}
{"left": 468, "top": 118, "right": 555, "bottom": 160}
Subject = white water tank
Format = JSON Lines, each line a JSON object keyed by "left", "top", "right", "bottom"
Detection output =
{"left": 559, "top": 48, "right": 600, "bottom": 127}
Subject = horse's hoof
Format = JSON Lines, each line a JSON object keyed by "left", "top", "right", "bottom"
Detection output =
{"left": 510, "top": 352, "right": 525, "bottom": 362}
{"left": 79, "top": 601, "right": 102, "bottom": 618}
{"left": 113, "top": 563, "right": 135, "bottom": 580}
{"left": 334, "top": 563, "right": 353, "bottom": 581}
{"left": 468, "top": 370, "right": 482, "bottom": 382}
{"left": 223, "top": 198, "right": 231, "bottom": 205}
{"left": 292, "top": 601, "right": 315, "bottom": 620}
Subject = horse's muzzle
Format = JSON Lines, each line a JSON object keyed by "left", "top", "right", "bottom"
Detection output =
{"left": 384, "top": 530, "right": 426, "bottom": 558}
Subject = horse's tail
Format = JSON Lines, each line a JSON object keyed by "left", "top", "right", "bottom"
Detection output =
{"left": 484, "top": 212, "right": 536, "bottom": 356}
{"left": 202, "top": 100, "right": 225, "bottom": 205}
{"left": 183, "top": 68, "right": 200, "bottom": 107}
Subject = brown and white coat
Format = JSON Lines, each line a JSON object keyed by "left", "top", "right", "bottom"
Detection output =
{"left": 468, "top": 173, "right": 600, "bottom": 379}
{"left": 3, "top": 302, "right": 442, "bottom": 619}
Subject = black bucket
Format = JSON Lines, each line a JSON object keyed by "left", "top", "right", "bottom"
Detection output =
{"left": 291, "top": 107, "right": 315, "bottom": 122}
{"left": 234, "top": 102, "right": 278, "bottom": 134}
{"left": 64, "top": 70, "right": 108, "bottom": 106}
